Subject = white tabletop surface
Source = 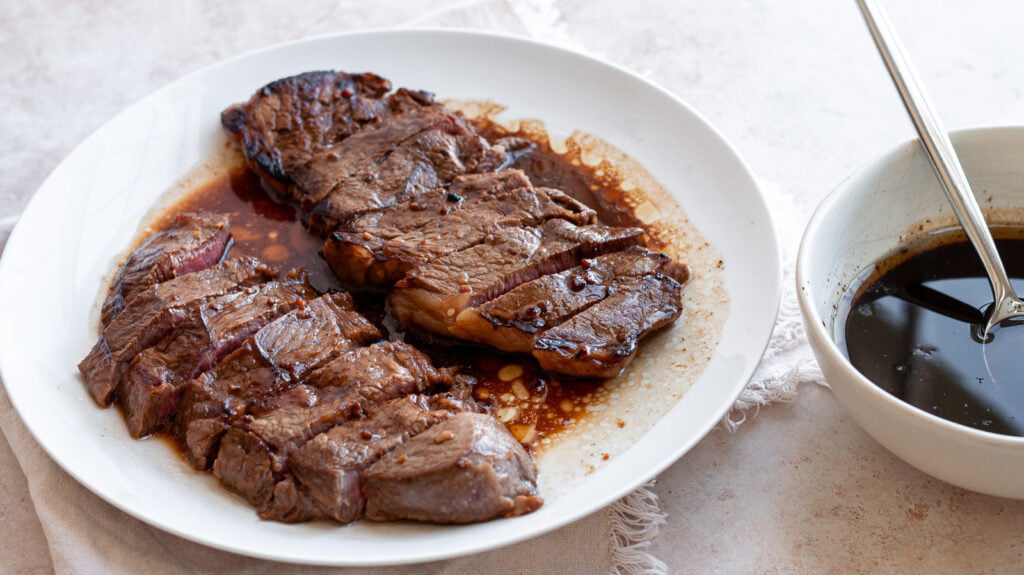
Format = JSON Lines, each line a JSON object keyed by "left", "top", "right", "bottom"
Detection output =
{"left": 4, "top": 0, "right": 1024, "bottom": 572}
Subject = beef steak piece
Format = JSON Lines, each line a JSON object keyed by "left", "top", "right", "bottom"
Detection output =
{"left": 323, "top": 170, "right": 596, "bottom": 288}
{"left": 177, "top": 293, "right": 382, "bottom": 469}
{"left": 533, "top": 272, "right": 685, "bottom": 377}
{"left": 119, "top": 274, "right": 315, "bottom": 438}
{"left": 265, "top": 394, "right": 466, "bottom": 523}
{"left": 388, "top": 219, "right": 645, "bottom": 338}
{"left": 221, "top": 71, "right": 392, "bottom": 205}
{"left": 221, "top": 71, "right": 507, "bottom": 235}
{"left": 363, "top": 412, "right": 542, "bottom": 524}
{"left": 305, "top": 98, "right": 508, "bottom": 234}
{"left": 78, "top": 257, "right": 274, "bottom": 406}
{"left": 452, "top": 247, "right": 688, "bottom": 353}
{"left": 212, "top": 342, "right": 454, "bottom": 507}
{"left": 102, "top": 212, "right": 232, "bottom": 326}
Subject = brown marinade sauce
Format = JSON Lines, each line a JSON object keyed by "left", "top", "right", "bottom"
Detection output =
{"left": 840, "top": 228, "right": 1024, "bottom": 437}
{"left": 159, "top": 127, "right": 646, "bottom": 445}
{"left": 472, "top": 117, "right": 659, "bottom": 245}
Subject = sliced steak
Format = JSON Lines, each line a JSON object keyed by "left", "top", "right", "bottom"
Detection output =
{"left": 264, "top": 394, "right": 465, "bottom": 523}
{"left": 220, "top": 71, "right": 392, "bottom": 204}
{"left": 452, "top": 247, "right": 687, "bottom": 353}
{"left": 177, "top": 293, "right": 382, "bottom": 469}
{"left": 363, "top": 412, "right": 542, "bottom": 524}
{"left": 221, "top": 71, "right": 507, "bottom": 234}
{"left": 389, "top": 219, "right": 645, "bottom": 338}
{"left": 102, "top": 213, "right": 232, "bottom": 326}
{"left": 212, "top": 342, "right": 454, "bottom": 506}
{"left": 79, "top": 257, "right": 274, "bottom": 406}
{"left": 323, "top": 170, "right": 596, "bottom": 288}
{"left": 304, "top": 100, "right": 507, "bottom": 234}
{"left": 533, "top": 272, "right": 684, "bottom": 377}
{"left": 119, "top": 274, "right": 315, "bottom": 438}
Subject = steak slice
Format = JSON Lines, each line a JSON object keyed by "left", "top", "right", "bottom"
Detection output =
{"left": 363, "top": 412, "right": 542, "bottom": 524}
{"left": 264, "top": 394, "right": 465, "bottom": 523}
{"left": 323, "top": 170, "right": 596, "bottom": 288}
{"left": 533, "top": 273, "right": 685, "bottom": 377}
{"left": 221, "top": 71, "right": 507, "bottom": 234}
{"left": 389, "top": 219, "right": 645, "bottom": 338}
{"left": 220, "top": 71, "right": 393, "bottom": 204}
{"left": 102, "top": 212, "right": 232, "bottom": 326}
{"left": 452, "top": 247, "right": 688, "bottom": 353}
{"left": 177, "top": 293, "right": 382, "bottom": 469}
{"left": 78, "top": 257, "right": 274, "bottom": 406}
{"left": 304, "top": 100, "right": 507, "bottom": 234}
{"left": 212, "top": 342, "right": 454, "bottom": 506}
{"left": 119, "top": 274, "right": 316, "bottom": 438}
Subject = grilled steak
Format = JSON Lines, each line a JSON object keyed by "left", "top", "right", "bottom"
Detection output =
{"left": 453, "top": 247, "right": 687, "bottom": 353}
{"left": 119, "top": 275, "right": 315, "bottom": 438}
{"left": 220, "top": 71, "right": 392, "bottom": 205}
{"left": 212, "top": 342, "right": 454, "bottom": 506}
{"left": 177, "top": 293, "right": 382, "bottom": 469}
{"left": 389, "top": 219, "right": 645, "bottom": 338}
{"left": 305, "top": 101, "right": 508, "bottom": 234}
{"left": 222, "top": 71, "right": 507, "bottom": 235}
{"left": 266, "top": 394, "right": 464, "bottom": 523}
{"left": 74, "top": 64, "right": 709, "bottom": 528}
{"left": 533, "top": 273, "right": 685, "bottom": 377}
{"left": 102, "top": 212, "right": 232, "bottom": 326}
{"left": 323, "top": 170, "right": 596, "bottom": 288}
{"left": 79, "top": 257, "right": 274, "bottom": 406}
{"left": 363, "top": 412, "right": 542, "bottom": 524}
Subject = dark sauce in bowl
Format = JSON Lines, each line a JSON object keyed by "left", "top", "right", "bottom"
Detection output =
{"left": 839, "top": 229, "right": 1024, "bottom": 437}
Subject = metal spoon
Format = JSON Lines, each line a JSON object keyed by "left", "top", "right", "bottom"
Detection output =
{"left": 857, "top": 0, "right": 1024, "bottom": 335}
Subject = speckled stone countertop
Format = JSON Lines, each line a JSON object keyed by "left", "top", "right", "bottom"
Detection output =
{"left": 4, "top": 1, "right": 1024, "bottom": 572}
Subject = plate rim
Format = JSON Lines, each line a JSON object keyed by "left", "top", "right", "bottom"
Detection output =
{"left": 0, "top": 28, "right": 781, "bottom": 566}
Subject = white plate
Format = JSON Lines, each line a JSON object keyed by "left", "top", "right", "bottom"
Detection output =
{"left": 0, "top": 30, "right": 779, "bottom": 565}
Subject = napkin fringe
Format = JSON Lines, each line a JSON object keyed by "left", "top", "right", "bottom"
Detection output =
{"left": 609, "top": 480, "right": 668, "bottom": 575}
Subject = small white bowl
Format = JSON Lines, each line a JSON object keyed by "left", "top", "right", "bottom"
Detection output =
{"left": 797, "top": 127, "right": 1024, "bottom": 499}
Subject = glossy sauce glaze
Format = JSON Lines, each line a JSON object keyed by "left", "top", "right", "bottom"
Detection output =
{"left": 162, "top": 129, "right": 648, "bottom": 446}
{"left": 839, "top": 228, "right": 1024, "bottom": 437}
{"left": 470, "top": 115, "right": 661, "bottom": 247}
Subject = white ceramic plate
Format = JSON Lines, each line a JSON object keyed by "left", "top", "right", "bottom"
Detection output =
{"left": 0, "top": 30, "right": 779, "bottom": 565}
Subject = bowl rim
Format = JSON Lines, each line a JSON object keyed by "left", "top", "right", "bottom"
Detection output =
{"left": 796, "top": 125, "right": 1024, "bottom": 447}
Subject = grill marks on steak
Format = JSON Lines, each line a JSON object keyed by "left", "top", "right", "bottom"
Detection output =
{"left": 221, "top": 71, "right": 507, "bottom": 235}
{"left": 363, "top": 412, "right": 543, "bottom": 524}
{"left": 119, "top": 274, "right": 316, "bottom": 438}
{"left": 177, "top": 293, "right": 382, "bottom": 469}
{"left": 212, "top": 342, "right": 454, "bottom": 507}
{"left": 453, "top": 247, "right": 688, "bottom": 354}
{"left": 533, "top": 272, "right": 685, "bottom": 377}
{"left": 389, "top": 219, "right": 645, "bottom": 338}
{"left": 221, "top": 71, "right": 392, "bottom": 202}
{"left": 323, "top": 170, "right": 596, "bottom": 288}
{"left": 78, "top": 257, "right": 275, "bottom": 406}
{"left": 101, "top": 212, "right": 232, "bottom": 326}
{"left": 306, "top": 102, "right": 508, "bottom": 234}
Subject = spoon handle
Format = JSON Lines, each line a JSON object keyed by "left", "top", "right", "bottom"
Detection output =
{"left": 856, "top": 0, "right": 1018, "bottom": 326}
